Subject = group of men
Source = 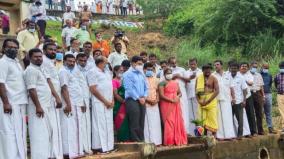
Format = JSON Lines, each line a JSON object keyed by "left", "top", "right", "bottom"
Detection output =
{"left": 1, "top": 34, "right": 284, "bottom": 158}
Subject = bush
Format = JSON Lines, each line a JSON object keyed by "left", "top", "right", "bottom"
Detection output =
{"left": 164, "top": 0, "right": 284, "bottom": 57}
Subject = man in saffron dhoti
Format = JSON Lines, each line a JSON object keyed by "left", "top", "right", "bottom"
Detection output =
{"left": 196, "top": 64, "right": 219, "bottom": 137}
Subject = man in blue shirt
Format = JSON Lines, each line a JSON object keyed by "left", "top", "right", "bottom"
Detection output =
{"left": 123, "top": 56, "right": 148, "bottom": 142}
{"left": 261, "top": 63, "right": 276, "bottom": 134}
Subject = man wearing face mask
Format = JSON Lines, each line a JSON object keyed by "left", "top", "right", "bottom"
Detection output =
{"left": 62, "top": 19, "right": 77, "bottom": 49}
{"left": 17, "top": 20, "right": 40, "bottom": 66}
{"left": 75, "top": 53, "right": 92, "bottom": 154}
{"left": 123, "top": 56, "right": 148, "bottom": 142}
{"left": 274, "top": 61, "right": 284, "bottom": 132}
{"left": 29, "top": 0, "right": 47, "bottom": 37}
{"left": 42, "top": 42, "right": 64, "bottom": 158}
{"left": 87, "top": 56, "right": 115, "bottom": 153}
{"left": 167, "top": 57, "right": 190, "bottom": 135}
{"left": 59, "top": 54, "right": 84, "bottom": 157}
{"left": 261, "top": 63, "right": 276, "bottom": 134}
{"left": 0, "top": 39, "right": 28, "bottom": 159}
{"left": 93, "top": 32, "right": 110, "bottom": 57}
{"left": 143, "top": 62, "right": 162, "bottom": 145}
{"left": 72, "top": 22, "right": 91, "bottom": 48}
{"left": 24, "top": 48, "right": 59, "bottom": 159}
{"left": 250, "top": 62, "right": 265, "bottom": 135}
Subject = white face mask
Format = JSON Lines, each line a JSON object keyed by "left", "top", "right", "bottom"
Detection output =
{"left": 135, "top": 65, "right": 143, "bottom": 72}
{"left": 117, "top": 73, "right": 123, "bottom": 78}
{"left": 28, "top": 28, "right": 36, "bottom": 33}
{"left": 165, "top": 74, "right": 173, "bottom": 80}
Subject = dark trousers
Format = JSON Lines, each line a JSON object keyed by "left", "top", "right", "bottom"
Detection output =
{"left": 245, "top": 96, "right": 257, "bottom": 135}
{"left": 37, "top": 20, "right": 46, "bottom": 37}
{"left": 122, "top": 7, "right": 127, "bottom": 16}
{"left": 232, "top": 104, "right": 243, "bottom": 137}
{"left": 252, "top": 91, "right": 264, "bottom": 133}
{"left": 125, "top": 98, "right": 146, "bottom": 142}
{"left": 48, "top": 0, "right": 53, "bottom": 9}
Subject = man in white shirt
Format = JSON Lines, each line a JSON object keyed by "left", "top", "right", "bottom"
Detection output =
{"left": 239, "top": 62, "right": 257, "bottom": 136}
{"left": 62, "top": 5, "right": 76, "bottom": 26}
{"left": 59, "top": 54, "right": 84, "bottom": 158}
{"left": 24, "top": 48, "right": 61, "bottom": 159}
{"left": 30, "top": 0, "right": 47, "bottom": 37}
{"left": 149, "top": 53, "right": 161, "bottom": 74}
{"left": 250, "top": 61, "right": 265, "bottom": 135}
{"left": 213, "top": 60, "right": 236, "bottom": 140}
{"left": 42, "top": 42, "right": 63, "bottom": 158}
{"left": 230, "top": 62, "right": 248, "bottom": 139}
{"left": 108, "top": 43, "right": 128, "bottom": 68}
{"left": 183, "top": 58, "right": 202, "bottom": 136}
{"left": 82, "top": 42, "right": 96, "bottom": 71}
{"left": 87, "top": 56, "right": 115, "bottom": 153}
{"left": 167, "top": 57, "right": 190, "bottom": 135}
{"left": 65, "top": 38, "right": 80, "bottom": 58}
{"left": 62, "top": 19, "right": 77, "bottom": 49}
{"left": 76, "top": 53, "right": 92, "bottom": 154}
{"left": 0, "top": 39, "right": 28, "bottom": 159}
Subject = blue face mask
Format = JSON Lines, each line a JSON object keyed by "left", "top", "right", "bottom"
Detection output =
{"left": 56, "top": 52, "right": 63, "bottom": 61}
{"left": 280, "top": 69, "right": 284, "bottom": 73}
{"left": 145, "top": 70, "right": 154, "bottom": 77}
{"left": 250, "top": 67, "right": 257, "bottom": 74}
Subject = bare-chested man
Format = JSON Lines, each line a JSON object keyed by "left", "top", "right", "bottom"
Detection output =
{"left": 79, "top": 5, "right": 92, "bottom": 34}
{"left": 196, "top": 64, "right": 219, "bottom": 137}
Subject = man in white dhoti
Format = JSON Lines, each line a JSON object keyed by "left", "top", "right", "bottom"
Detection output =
{"left": 183, "top": 58, "right": 202, "bottom": 136}
{"left": 167, "top": 57, "right": 190, "bottom": 134}
{"left": 213, "top": 60, "right": 236, "bottom": 140}
{"left": 24, "top": 48, "right": 58, "bottom": 159}
{"left": 42, "top": 42, "right": 63, "bottom": 158}
{"left": 143, "top": 62, "right": 162, "bottom": 145}
{"left": 230, "top": 62, "right": 250, "bottom": 139}
{"left": 0, "top": 39, "right": 28, "bottom": 159}
{"left": 59, "top": 54, "right": 84, "bottom": 158}
{"left": 76, "top": 53, "right": 92, "bottom": 154}
{"left": 87, "top": 56, "right": 115, "bottom": 153}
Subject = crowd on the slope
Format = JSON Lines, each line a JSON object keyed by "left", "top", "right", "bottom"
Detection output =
{"left": 46, "top": 0, "right": 142, "bottom": 16}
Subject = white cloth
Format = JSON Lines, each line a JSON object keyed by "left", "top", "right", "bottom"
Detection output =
{"left": 24, "top": 63, "right": 57, "bottom": 159}
{"left": 62, "top": 12, "right": 76, "bottom": 25}
{"left": 144, "top": 104, "right": 162, "bottom": 145}
{"left": 59, "top": 67, "right": 84, "bottom": 157}
{"left": 29, "top": 3, "right": 46, "bottom": 21}
{"left": 0, "top": 55, "right": 28, "bottom": 105}
{"left": 184, "top": 68, "right": 202, "bottom": 98}
{"left": 86, "top": 56, "right": 96, "bottom": 71}
{"left": 77, "top": 67, "right": 92, "bottom": 153}
{"left": 216, "top": 100, "right": 236, "bottom": 139}
{"left": 187, "top": 97, "right": 198, "bottom": 136}
{"left": 42, "top": 55, "right": 63, "bottom": 158}
{"left": 231, "top": 73, "right": 248, "bottom": 104}
{"left": 24, "top": 64, "right": 52, "bottom": 107}
{"left": 87, "top": 67, "right": 114, "bottom": 152}
{"left": 65, "top": 49, "right": 79, "bottom": 58}
{"left": 0, "top": 104, "right": 27, "bottom": 159}
{"left": 61, "top": 27, "right": 77, "bottom": 47}
{"left": 183, "top": 68, "right": 202, "bottom": 136}
{"left": 108, "top": 52, "right": 128, "bottom": 68}
{"left": 251, "top": 72, "right": 264, "bottom": 92}
{"left": 239, "top": 72, "right": 253, "bottom": 98}
{"left": 213, "top": 71, "right": 233, "bottom": 101}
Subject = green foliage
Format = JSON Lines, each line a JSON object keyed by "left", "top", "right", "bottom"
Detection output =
{"left": 164, "top": 0, "right": 284, "bottom": 57}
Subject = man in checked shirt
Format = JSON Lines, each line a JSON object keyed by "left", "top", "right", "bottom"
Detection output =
{"left": 275, "top": 61, "right": 284, "bottom": 132}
